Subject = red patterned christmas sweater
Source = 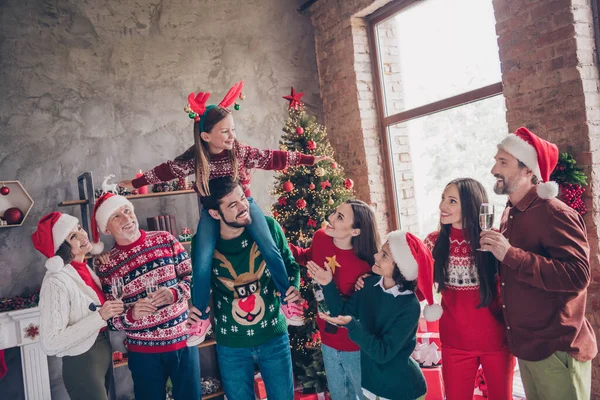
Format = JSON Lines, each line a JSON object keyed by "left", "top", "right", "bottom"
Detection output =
{"left": 290, "top": 228, "right": 372, "bottom": 352}
{"left": 132, "top": 141, "right": 315, "bottom": 196}
{"left": 424, "top": 227, "right": 507, "bottom": 351}
{"left": 96, "top": 230, "right": 192, "bottom": 353}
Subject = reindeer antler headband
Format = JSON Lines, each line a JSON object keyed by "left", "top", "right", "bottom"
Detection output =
{"left": 184, "top": 81, "right": 245, "bottom": 133}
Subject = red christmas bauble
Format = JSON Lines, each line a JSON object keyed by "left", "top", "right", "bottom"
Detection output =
{"left": 309, "top": 183, "right": 316, "bottom": 190}
{"left": 282, "top": 181, "right": 294, "bottom": 193}
{"left": 296, "top": 199, "right": 307, "bottom": 209}
{"left": 331, "top": 162, "right": 337, "bottom": 169}
{"left": 307, "top": 140, "right": 316, "bottom": 150}
{"left": 344, "top": 178, "right": 354, "bottom": 189}
{"left": 3, "top": 207, "right": 23, "bottom": 224}
{"left": 296, "top": 126, "right": 304, "bottom": 135}
{"left": 0, "top": 186, "right": 9, "bottom": 196}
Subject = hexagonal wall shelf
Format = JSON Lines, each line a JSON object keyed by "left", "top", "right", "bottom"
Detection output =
{"left": 0, "top": 181, "right": 34, "bottom": 228}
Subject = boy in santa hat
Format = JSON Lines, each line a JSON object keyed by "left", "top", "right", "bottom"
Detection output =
{"left": 90, "top": 193, "right": 201, "bottom": 400}
{"left": 481, "top": 127, "right": 597, "bottom": 400}
{"left": 307, "top": 230, "right": 440, "bottom": 400}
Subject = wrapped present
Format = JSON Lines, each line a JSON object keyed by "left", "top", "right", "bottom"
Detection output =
{"left": 201, "top": 376, "right": 221, "bottom": 395}
{"left": 417, "top": 332, "right": 441, "bottom": 348}
{"left": 294, "top": 392, "right": 318, "bottom": 400}
{"left": 412, "top": 341, "right": 441, "bottom": 367}
{"left": 112, "top": 351, "right": 123, "bottom": 362}
{"left": 418, "top": 317, "right": 439, "bottom": 333}
{"left": 254, "top": 377, "right": 267, "bottom": 399}
{"left": 422, "top": 366, "right": 444, "bottom": 400}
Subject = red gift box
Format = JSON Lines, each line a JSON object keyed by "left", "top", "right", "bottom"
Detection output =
{"left": 417, "top": 332, "right": 441, "bottom": 348}
{"left": 112, "top": 351, "right": 123, "bottom": 362}
{"left": 293, "top": 392, "right": 318, "bottom": 400}
{"left": 418, "top": 317, "right": 439, "bottom": 333}
{"left": 254, "top": 377, "right": 267, "bottom": 399}
{"left": 422, "top": 366, "right": 444, "bottom": 400}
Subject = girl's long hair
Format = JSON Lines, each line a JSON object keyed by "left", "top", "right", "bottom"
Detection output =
{"left": 431, "top": 178, "right": 498, "bottom": 307}
{"left": 346, "top": 199, "right": 380, "bottom": 267}
{"left": 176, "top": 107, "right": 239, "bottom": 196}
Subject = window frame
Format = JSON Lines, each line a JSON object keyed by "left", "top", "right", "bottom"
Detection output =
{"left": 367, "top": 0, "right": 504, "bottom": 230}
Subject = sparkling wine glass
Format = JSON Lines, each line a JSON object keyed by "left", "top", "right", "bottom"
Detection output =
{"left": 478, "top": 203, "right": 495, "bottom": 252}
{"left": 145, "top": 277, "right": 158, "bottom": 298}
{"left": 111, "top": 276, "right": 124, "bottom": 300}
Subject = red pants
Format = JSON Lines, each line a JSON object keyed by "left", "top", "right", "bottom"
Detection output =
{"left": 442, "top": 345, "right": 515, "bottom": 400}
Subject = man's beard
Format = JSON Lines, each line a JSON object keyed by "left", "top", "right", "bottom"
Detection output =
{"left": 218, "top": 209, "right": 252, "bottom": 228}
{"left": 493, "top": 174, "right": 518, "bottom": 195}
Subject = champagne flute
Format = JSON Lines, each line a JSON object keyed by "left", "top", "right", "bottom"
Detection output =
{"left": 111, "top": 276, "right": 125, "bottom": 301}
{"left": 478, "top": 203, "right": 495, "bottom": 252}
{"left": 145, "top": 276, "right": 158, "bottom": 298}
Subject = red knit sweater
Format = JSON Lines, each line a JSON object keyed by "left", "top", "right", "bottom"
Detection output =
{"left": 96, "top": 230, "right": 192, "bottom": 353}
{"left": 290, "top": 229, "right": 372, "bottom": 351}
{"left": 132, "top": 141, "right": 315, "bottom": 196}
{"left": 424, "top": 228, "right": 507, "bottom": 352}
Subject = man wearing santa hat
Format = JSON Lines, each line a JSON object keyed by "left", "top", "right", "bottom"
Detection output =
{"left": 90, "top": 192, "right": 201, "bottom": 400}
{"left": 480, "top": 127, "right": 597, "bottom": 400}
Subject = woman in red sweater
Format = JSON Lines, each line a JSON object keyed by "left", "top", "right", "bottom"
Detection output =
{"left": 290, "top": 199, "right": 380, "bottom": 400}
{"left": 423, "top": 178, "right": 515, "bottom": 400}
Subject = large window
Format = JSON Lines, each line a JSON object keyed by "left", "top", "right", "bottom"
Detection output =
{"left": 370, "top": 0, "right": 508, "bottom": 236}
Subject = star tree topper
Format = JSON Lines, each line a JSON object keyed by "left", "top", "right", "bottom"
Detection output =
{"left": 283, "top": 87, "right": 304, "bottom": 109}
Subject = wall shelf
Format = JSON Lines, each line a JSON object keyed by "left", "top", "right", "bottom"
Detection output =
{"left": 58, "top": 189, "right": 195, "bottom": 207}
{"left": 0, "top": 181, "right": 34, "bottom": 228}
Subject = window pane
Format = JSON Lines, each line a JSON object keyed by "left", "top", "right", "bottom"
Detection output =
{"left": 375, "top": 0, "right": 502, "bottom": 115}
{"left": 387, "top": 95, "right": 508, "bottom": 237}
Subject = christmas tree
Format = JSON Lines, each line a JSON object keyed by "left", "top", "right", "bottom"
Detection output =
{"left": 550, "top": 152, "right": 588, "bottom": 215}
{"left": 272, "top": 88, "right": 354, "bottom": 393}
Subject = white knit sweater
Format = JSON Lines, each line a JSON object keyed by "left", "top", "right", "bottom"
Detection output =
{"left": 39, "top": 262, "right": 107, "bottom": 357}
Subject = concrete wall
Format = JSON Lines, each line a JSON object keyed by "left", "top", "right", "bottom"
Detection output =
{"left": 0, "top": 0, "right": 320, "bottom": 398}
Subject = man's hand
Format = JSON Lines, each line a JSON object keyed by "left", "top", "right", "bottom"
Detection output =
{"left": 150, "top": 287, "right": 175, "bottom": 307}
{"left": 131, "top": 298, "right": 157, "bottom": 320}
{"left": 354, "top": 273, "right": 371, "bottom": 291}
{"left": 480, "top": 230, "right": 511, "bottom": 262}
{"left": 186, "top": 306, "right": 210, "bottom": 328}
{"left": 282, "top": 286, "right": 302, "bottom": 303}
{"left": 306, "top": 261, "right": 333, "bottom": 286}
{"left": 319, "top": 313, "right": 352, "bottom": 326}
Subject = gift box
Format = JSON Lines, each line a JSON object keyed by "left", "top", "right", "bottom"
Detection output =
{"left": 112, "top": 351, "right": 123, "bottom": 362}
{"left": 293, "top": 391, "right": 329, "bottom": 400}
{"left": 422, "top": 366, "right": 444, "bottom": 400}
{"left": 418, "top": 317, "right": 439, "bottom": 333}
{"left": 254, "top": 377, "right": 267, "bottom": 399}
{"left": 417, "top": 332, "right": 441, "bottom": 348}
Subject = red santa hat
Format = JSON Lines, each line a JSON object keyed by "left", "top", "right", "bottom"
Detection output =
{"left": 90, "top": 192, "right": 134, "bottom": 254}
{"left": 31, "top": 212, "right": 80, "bottom": 272}
{"left": 386, "top": 230, "right": 442, "bottom": 322}
{"left": 497, "top": 127, "right": 559, "bottom": 199}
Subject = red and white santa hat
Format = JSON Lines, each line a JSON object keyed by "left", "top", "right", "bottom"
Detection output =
{"left": 31, "top": 212, "right": 80, "bottom": 272}
{"left": 90, "top": 192, "right": 134, "bottom": 254}
{"left": 497, "top": 127, "right": 559, "bottom": 199}
{"left": 386, "top": 230, "right": 443, "bottom": 322}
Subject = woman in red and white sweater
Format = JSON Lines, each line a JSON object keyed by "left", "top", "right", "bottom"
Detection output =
{"left": 423, "top": 178, "right": 515, "bottom": 400}
{"left": 290, "top": 199, "right": 380, "bottom": 400}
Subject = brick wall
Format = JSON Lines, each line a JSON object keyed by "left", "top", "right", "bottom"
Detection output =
{"left": 309, "top": 0, "right": 600, "bottom": 394}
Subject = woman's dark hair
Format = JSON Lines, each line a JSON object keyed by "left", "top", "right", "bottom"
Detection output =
{"left": 55, "top": 241, "right": 74, "bottom": 265}
{"left": 175, "top": 106, "right": 239, "bottom": 196}
{"left": 431, "top": 178, "right": 498, "bottom": 307}
{"left": 346, "top": 199, "right": 380, "bottom": 266}
{"left": 392, "top": 265, "right": 417, "bottom": 292}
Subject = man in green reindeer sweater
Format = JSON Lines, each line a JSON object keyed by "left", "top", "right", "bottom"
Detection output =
{"left": 188, "top": 176, "right": 301, "bottom": 399}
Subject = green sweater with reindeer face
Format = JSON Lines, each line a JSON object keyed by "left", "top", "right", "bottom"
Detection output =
{"left": 211, "top": 216, "right": 300, "bottom": 348}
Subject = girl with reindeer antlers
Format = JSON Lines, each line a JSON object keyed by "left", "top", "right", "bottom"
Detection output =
{"left": 120, "top": 81, "right": 329, "bottom": 346}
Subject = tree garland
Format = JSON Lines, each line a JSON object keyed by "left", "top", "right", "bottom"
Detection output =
{"left": 0, "top": 289, "right": 40, "bottom": 313}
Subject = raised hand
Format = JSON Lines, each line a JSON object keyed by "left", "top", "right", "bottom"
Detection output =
{"left": 306, "top": 260, "right": 333, "bottom": 286}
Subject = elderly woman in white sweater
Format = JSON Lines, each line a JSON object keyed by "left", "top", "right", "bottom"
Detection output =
{"left": 31, "top": 212, "right": 124, "bottom": 400}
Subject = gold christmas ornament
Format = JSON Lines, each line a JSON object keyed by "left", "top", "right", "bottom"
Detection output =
{"left": 328, "top": 198, "right": 334, "bottom": 205}
{"left": 315, "top": 167, "right": 325, "bottom": 177}
{"left": 280, "top": 144, "right": 288, "bottom": 151}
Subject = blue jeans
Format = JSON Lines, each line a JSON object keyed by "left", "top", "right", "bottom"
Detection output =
{"left": 192, "top": 198, "right": 291, "bottom": 318}
{"left": 216, "top": 334, "right": 294, "bottom": 400}
{"left": 321, "top": 344, "right": 364, "bottom": 400}
{"left": 127, "top": 347, "right": 201, "bottom": 400}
